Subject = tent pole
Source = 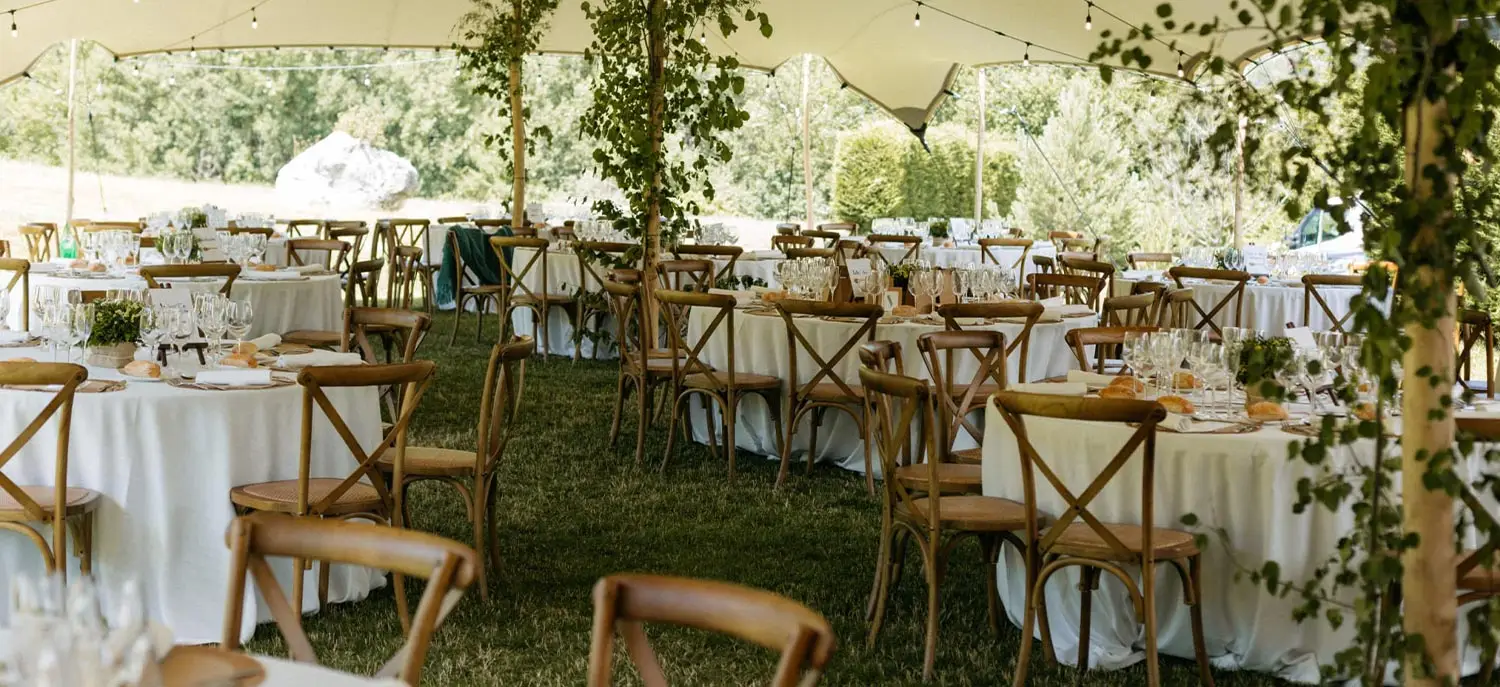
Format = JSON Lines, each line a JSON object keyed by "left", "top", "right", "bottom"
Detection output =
{"left": 801, "top": 54, "right": 813, "bottom": 232}
{"left": 974, "top": 67, "right": 986, "bottom": 235}
{"left": 1233, "top": 115, "right": 1247, "bottom": 248}
{"left": 64, "top": 38, "right": 79, "bottom": 240}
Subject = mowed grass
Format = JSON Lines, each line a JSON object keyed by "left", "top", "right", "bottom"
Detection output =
{"left": 242, "top": 311, "right": 1298, "bottom": 686}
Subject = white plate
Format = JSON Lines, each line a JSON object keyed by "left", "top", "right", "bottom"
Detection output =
{"left": 120, "top": 372, "right": 164, "bottom": 383}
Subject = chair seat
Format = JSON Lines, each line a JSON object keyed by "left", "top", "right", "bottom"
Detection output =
{"left": 0, "top": 486, "right": 103, "bottom": 520}
{"left": 684, "top": 372, "right": 780, "bottom": 391}
{"left": 1459, "top": 551, "right": 1500, "bottom": 592}
{"left": 282, "top": 330, "right": 342, "bottom": 347}
{"left": 230, "top": 478, "right": 384, "bottom": 515}
{"left": 951, "top": 447, "right": 983, "bottom": 465}
{"left": 894, "top": 463, "right": 983, "bottom": 495}
{"left": 513, "top": 294, "right": 577, "bottom": 305}
{"left": 461, "top": 284, "right": 505, "bottom": 295}
{"left": 377, "top": 446, "right": 476, "bottom": 477}
{"left": 898, "top": 495, "right": 1028, "bottom": 531}
{"left": 803, "top": 382, "right": 863, "bottom": 403}
{"left": 1047, "top": 522, "right": 1199, "bottom": 561}
{"left": 629, "top": 357, "right": 699, "bottom": 376}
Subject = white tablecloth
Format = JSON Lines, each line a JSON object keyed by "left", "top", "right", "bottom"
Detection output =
{"left": 260, "top": 656, "right": 405, "bottom": 686}
{"left": 0, "top": 348, "right": 384, "bottom": 643}
{"left": 686, "top": 308, "right": 1096, "bottom": 473}
{"left": 12, "top": 273, "right": 344, "bottom": 338}
{"left": 1117, "top": 277, "right": 1360, "bottom": 336}
{"left": 981, "top": 406, "right": 1496, "bottom": 683}
{"left": 869, "top": 244, "right": 1055, "bottom": 281}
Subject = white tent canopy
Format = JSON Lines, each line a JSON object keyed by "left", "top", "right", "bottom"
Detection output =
{"left": 0, "top": 0, "right": 1280, "bottom": 128}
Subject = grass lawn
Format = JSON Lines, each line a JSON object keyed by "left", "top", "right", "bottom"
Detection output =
{"left": 242, "top": 311, "right": 1302, "bottom": 686}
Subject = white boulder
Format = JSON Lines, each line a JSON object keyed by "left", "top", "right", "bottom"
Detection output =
{"left": 275, "top": 131, "right": 419, "bottom": 212}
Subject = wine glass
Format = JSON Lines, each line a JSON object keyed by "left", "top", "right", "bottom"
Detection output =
{"left": 69, "top": 304, "right": 93, "bottom": 363}
{"left": 167, "top": 305, "right": 196, "bottom": 374}
{"left": 226, "top": 300, "right": 254, "bottom": 351}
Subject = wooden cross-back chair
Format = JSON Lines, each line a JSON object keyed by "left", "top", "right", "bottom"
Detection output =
{"left": 1128, "top": 252, "right": 1174, "bottom": 270}
{"left": 917, "top": 329, "right": 1010, "bottom": 471}
{"left": 992, "top": 391, "right": 1215, "bottom": 687}
{"left": 1047, "top": 230, "right": 1082, "bottom": 252}
{"left": 773, "top": 235, "right": 814, "bottom": 252}
{"left": 835, "top": 240, "right": 866, "bottom": 266}
{"left": 219, "top": 512, "right": 478, "bottom": 686}
{"left": 1026, "top": 273, "right": 1105, "bottom": 311}
{"left": 1031, "top": 254, "right": 1055, "bottom": 276}
{"left": 552, "top": 225, "right": 577, "bottom": 242}
{"left": 817, "top": 221, "right": 857, "bottom": 235}
{"left": 655, "top": 259, "right": 714, "bottom": 292}
{"left": 343, "top": 307, "right": 434, "bottom": 423}
{"left": 656, "top": 288, "right": 784, "bottom": 482}
{"left": 0, "top": 259, "right": 30, "bottom": 330}
{"left": 1452, "top": 416, "right": 1500, "bottom": 682}
{"left": 384, "top": 219, "right": 432, "bottom": 293}
{"left": 674, "top": 244, "right": 743, "bottom": 284}
{"left": 390, "top": 245, "right": 435, "bottom": 314}
{"left": 447, "top": 230, "right": 505, "bottom": 346}
{"left": 979, "top": 238, "right": 1033, "bottom": 285}
{"left": 802, "top": 230, "right": 841, "bottom": 248}
{"left": 858, "top": 341, "right": 905, "bottom": 375}
{"left": 138, "top": 264, "right": 241, "bottom": 296}
{"left": 784, "top": 247, "right": 836, "bottom": 262}
{"left": 491, "top": 235, "right": 575, "bottom": 356}
{"left": 282, "top": 259, "right": 385, "bottom": 350}
{"left": 1103, "top": 291, "right": 1159, "bottom": 327}
{"left": 0, "top": 363, "right": 99, "bottom": 583}
{"left": 1065, "top": 325, "right": 1160, "bottom": 374}
{"left": 861, "top": 366, "right": 1027, "bottom": 682}
{"left": 327, "top": 226, "right": 370, "bottom": 272}
{"left": 229, "top": 361, "right": 436, "bottom": 625}
{"left": 774, "top": 300, "right": 882, "bottom": 489}
{"left": 285, "top": 238, "right": 352, "bottom": 276}
{"left": 1057, "top": 237, "right": 1096, "bottom": 257}
{"left": 229, "top": 226, "right": 275, "bottom": 238}
{"left": 1302, "top": 274, "right": 1362, "bottom": 333}
{"left": 281, "top": 219, "right": 325, "bottom": 238}
{"left": 602, "top": 279, "right": 678, "bottom": 467}
{"left": 20, "top": 223, "right": 57, "bottom": 261}
{"left": 935, "top": 301, "right": 1042, "bottom": 384}
{"left": 1153, "top": 287, "right": 1196, "bottom": 328}
{"left": 775, "top": 222, "right": 801, "bottom": 235}
{"left": 865, "top": 234, "right": 922, "bottom": 268}
{"left": 378, "top": 337, "right": 531, "bottom": 599}
{"left": 588, "top": 573, "right": 837, "bottom": 687}
{"left": 1058, "top": 256, "right": 1115, "bottom": 300}
{"left": 1460, "top": 309, "right": 1496, "bottom": 399}
{"left": 574, "top": 241, "right": 636, "bottom": 361}
{"left": 1168, "top": 266, "right": 1250, "bottom": 337}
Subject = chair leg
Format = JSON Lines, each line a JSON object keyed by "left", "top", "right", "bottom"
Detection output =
{"left": 634, "top": 379, "right": 649, "bottom": 467}
{"left": 318, "top": 560, "right": 331, "bottom": 611}
{"left": 486, "top": 477, "right": 503, "bottom": 576}
{"left": 922, "top": 541, "right": 944, "bottom": 682}
{"left": 448, "top": 296, "right": 464, "bottom": 346}
{"left": 1036, "top": 553, "right": 1057, "bottom": 665}
{"left": 725, "top": 392, "right": 739, "bottom": 482}
{"left": 806, "top": 407, "right": 822, "bottom": 476}
{"left": 661, "top": 390, "right": 685, "bottom": 473}
{"left": 861, "top": 402, "right": 876, "bottom": 497}
{"left": 983, "top": 536, "right": 1003, "bottom": 636}
{"left": 471, "top": 477, "right": 489, "bottom": 602}
{"left": 702, "top": 395, "right": 719, "bottom": 462}
{"left": 867, "top": 527, "right": 904, "bottom": 649}
{"left": 866, "top": 506, "right": 892, "bottom": 622}
{"left": 1187, "top": 556, "right": 1215, "bottom": 687}
{"left": 1075, "top": 567, "right": 1100, "bottom": 685}
{"left": 776, "top": 402, "right": 798, "bottom": 490}
{"left": 1012, "top": 547, "right": 1040, "bottom": 687}
{"left": 475, "top": 298, "right": 488, "bottom": 342}
{"left": 1142, "top": 561, "right": 1162, "bottom": 687}
{"left": 609, "top": 375, "right": 628, "bottom": 448}
{"left": 292, "top": 556, "right": 306, "bottom": 619}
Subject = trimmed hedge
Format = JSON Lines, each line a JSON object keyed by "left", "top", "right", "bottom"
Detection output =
{"left": 833, "top": 122, "right": 1018, "bottom": 232}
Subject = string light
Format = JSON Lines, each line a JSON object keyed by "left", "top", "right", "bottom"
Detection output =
{"left": 1177, "top": 54, "right": 1185, "bottom": 78}
{"left": 913, "top": 1, "right": 921, "bottom": 28}
{"left": 362, "top": 73, "right": 371, "bottom": 87}
{"left": 251, "top": 9, "right": 257, "bottom": 29}
{"left": 1084, "top": 2, "right": 1093, "bottom": 30}
{"left": 10, "top": 11, "right": 17, "bottom": 38}
{"left": 1023, "top": 42, "right": 1031, "bottom": 66}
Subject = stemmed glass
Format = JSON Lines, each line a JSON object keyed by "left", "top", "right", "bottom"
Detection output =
{"left": 194, "top": 295, "right": 228, "bottom": 363}
{"left": 167, "top": 306, "right": 196, "bottom": 374}
{"left": 138, "top": 307, "right": 163, "bottom": 368}
{"left": 1123, "top": 331, "right": 1151, "bottom": 383}
{"left": 226, "top": 300, "right": 254, "bottom": 352}
{"left": 68, "top": 304, "right": 93, "bottom": 364}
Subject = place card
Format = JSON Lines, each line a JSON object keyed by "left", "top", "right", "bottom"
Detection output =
{"left": 1287, "top": 326, "right": 1318, "bottom": 350}
{"left": 1242, "top": 245, "right": 1270, "bottom": 274}
{"left": 881, "top": 288, "right": 902, "bottom": 312}
{"left": 148, "top": 288, "right": 193, "bottom": 307}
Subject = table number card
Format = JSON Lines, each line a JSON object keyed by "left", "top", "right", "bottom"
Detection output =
{"left": 881, "top": 288, "right": 902, "bottom": 312}
{"left": 148, "top": 288, "right": 193, "bottom": 308}
{"left": 1242, "top": 245, "right": 1270, "bottom": 274}
{"left": 1287, "top": 326, "right": 1318, "bottom": 351}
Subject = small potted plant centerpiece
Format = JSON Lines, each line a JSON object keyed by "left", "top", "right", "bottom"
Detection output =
{"left": 928, "top": 219, "right": 950, "bottom": 247}
{"left": 87, "top": 299, "right": 146, "bottom": 368}
{"left": 1235, "top": 335, "right": 1296, "bottom": 407}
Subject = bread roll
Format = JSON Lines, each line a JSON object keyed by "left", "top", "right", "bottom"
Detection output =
{"left": 1353, "top": 402, "right": 1378, "bottom": 422}
{"left": 220, "top": 353, "right": 259, "bottom": 369}
{"left": 1255, "top": 275, "right": 1270, "bottom": 285}
{"left": 1107, "top": 376, "right": 1145, "bottom": 394}
{"left": 760, "top": 290, "right": 787, "bottom": 303}
{"left": 5, "top": 357, "right": 36, "bottom": 363}
{"left": 252, "top": 264, "right": 277, "bottom": 272}
{"left": 88, "top": 263, "right": 107, "bottom": 273}
{"left": 1247, "top": 401, "right": 1288, "bottom": 421}
{"left": 1099, "top": 385, "right": 1137, "bottom": 400}
{"left": 1158, "top": 395, "right": 1196, "bottom": 415}
{"left": 892, "top": 304, "right": 919, "bottom": 318}
{"left": 1173, "top": 371, "right": 1202, "bottom": 390}
{"left": 231, "top": 341, "right": 260, "bottom": 356}
{"left": 122, "top": 360, "right": 161, "bottom": 378}
{"left": 69, "top": 259, "right": 89, "bottom": 269}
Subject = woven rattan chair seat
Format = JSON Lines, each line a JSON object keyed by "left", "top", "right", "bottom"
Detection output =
{"left": 893, "top": 464, "right": 983, "bottom": 495}
{"left": 1046, "top": 522, "right": 1199, "bottom": 561}
{"left": 897, "top": 495, "right": 1028, "bottom": 532}
{"left": 0, "top": 486, "right": 102, "bottom": 520}
{"left": 378, "top": 446, "right": 476, "bottom": 477}
{"left": 230, "top": 478, "right": 383, "bottom": 515}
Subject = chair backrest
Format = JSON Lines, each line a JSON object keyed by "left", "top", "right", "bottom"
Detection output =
{"left": 835, "top": 240, "right": 865, "bottom": 264}
{"left": 327, "top": 227, "right": 370, "bottom": 266}
{"left": 801, "top": 230, "right": 841, "bottom": 248}
{"left": 674, "top": 245, "right": 742, "bottom": 283}
{"left": 0, "top": 362, "right": 86, "bottom": 575}
{"left": 343, "top": 307, "right": 434, "bottom": 365}
{"left": 918, "top": 329, "right": 1009, "bottom": 454}
{"left": 775, "top": 222, "right": 801, "bottom": 235}
{"left": 20, "top": 223, "right": 56, "bottom": 261}
{"left": 865, "top": 234, "right": 921, "bottom": 267}
{"left": 1058, "top": 255, "right": 1115, "bottom": 298}
{"left": 220, "top": 512, "right": 479, "bottom": 685}
{"left": 1302, "top": 274, "right": 1362, "bottom": 332}
{"left": 784, "top": 247, "right": 836, "bottom": 261}
{"left": 1102, "top": 291, "right": 1158, "bottom": 327}
{"left": 860, "top": 366, "right": 944, "bottom": 524}
{"left": 436, "top": 216, "right": 470, "bottom": 225}
{"left": 655, "top": 289, "right": 741, "bottom": 390}
{"left": 230, "top": 226, "right": 275, "bottom": 237}
{"left": 1127, "top": 252, "right": 1174, "bottom": 270}
{"left": 1057, "top": 237, "right": 1095, "bottom": 256}
{"left": 1168, "top": 266, "right": 1250, "bottom": 336}
{"left": 84, "top": 221, "right": 143, "bottom": 233}
{"left": 1031, "top": 254, "right": 1055, "bottom": 275}
{"left": 992, "top": 391, "right": 1166, "bottom": 562}
{"left": 935, "top": 301, "right": 1041, "bottom": 383}
{"left": 293, "top": 361, "right": 436, "bottom": 520}
{"left": 772, "top": 235, "right": 813, "bottom": 252}
{"left": 588, "top": 573, "right": 837, "bottom": 687}
{"left": 282, "top": 219, "right": 326, "bottom": 237}
{"left": 656, "top": 259, "right": 714, "bottom": 292}
{"left": 552, "top": 225, "right": 577, "bottom": 242}
{"left": 1026, "top": 273, "right": 1105, "bottom": 310}
{"left": 0, "top": 259, "right": 30, "bottom": 330}
{"left": 575, "top": 241, "right": 636, "bottom": 295}
{"left": 1454, "top": 417, "right": 1500, "bottom": 587}
{"left": 601, "top": 279, "right": 646, "bottom": 370}
{"left": 1459, "top": 309, "right": 1494, "bottom": 398}
{"left": 389, "top": 246, "right": 425, "bottom": 310}
{"left": 285, "top": 238, "right": 352, "bottom": 274}
{"left": 857, "top": 340, "right": 905, "bottom": 376}
{"left": 817, "top": 221, "right": 857, "bottom": 234}
{"left": 138, "top": 264, "right": 241, "bottom": 295}
{"left": 489, "top": 236, "right": 552, "bottom": 304}
{"left": 475, "top": 337, "right": 533, "bottom": 474}
{"left": 1154, "top": 287, "right": 1196, "bottom": 328}
{"left": 474, "top": 219, "right": 511, "bottom": 231}
{"left": 776, "top": 300, "right": 882, "bottom": 402}
{"left": 1063, "top": 325, "right": 1159, "bottom": 372}
{"left": 979, "top": 238, "right": 1032, "bottom": 283}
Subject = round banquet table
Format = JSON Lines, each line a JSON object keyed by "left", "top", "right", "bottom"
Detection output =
{"left": 686, "top": 307, "right": 1097, "bottom": 473}
{"left": 868, "top": 243, "right": 1057, "bottom": 275}
{"left": 0, "top": 347, "right": 384, "bottom": 644}
{"left": 8, "top": 272, "right": 344, "bottom": 339}
{"left": 980, "top": 402, "right": 1498, "bottom": 683}
{"left": 1115, "top": 276, "right": 1362, "bottom": 337}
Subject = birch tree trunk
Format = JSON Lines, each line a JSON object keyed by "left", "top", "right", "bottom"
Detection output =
{"left": 642, "top": 0, "right": 667, "bottom": 329}
{"left": 1399, "top": 89, "right": 1458, "bottom": 687}
{"left": 508, "top": 0, "right": 526, "bottom": 233}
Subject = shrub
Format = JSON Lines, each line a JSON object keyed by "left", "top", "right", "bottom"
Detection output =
{"left": 833, "top": 123, "right": 908, "bottom": 232}
{"left": 833, "top": 123, "right": 1021, "bottom": 231}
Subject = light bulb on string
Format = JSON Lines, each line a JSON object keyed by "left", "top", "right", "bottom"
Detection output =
{"left": 1023, "top": 43, "right": 1030, "bottom": 66}
{"left": 10, "top": 12, "right": 17, "bottom": 38}
{"left": 1177, "top": 58, "right": 1185, "bottom": 78}
{"left": 1084, "top": 2, "right": 1092, "bottom": 30}
{"left": 362, "top": 73, "right": 371, "bottom": 87}
{"left": 167, "top": 73, "right": 176, "bottom": 86}
{"left": 251, "top": 9, "right": 258, "bottom": 29}
{"left": 131, "top": 63, "right": 140, "bottom": 75}
{"left": 913, "top": 3, "right": 920, "bottom": 27}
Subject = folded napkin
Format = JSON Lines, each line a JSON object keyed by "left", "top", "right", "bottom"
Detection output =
{"left": 285, "top": 264, "right": 325, "bottom": 274}
{"left": 1162, "top": 413, "right": 1194, "bottom": 432}
{"left": 0, "top": 330, "right": 30, "bottom": 345}
{"left": 951, "top": 316, "right": 984, "bottom": 326}
{"left": 196, "top": 369, "right": 272, "bottom": 386}
{"left": 28, "top": 262, "right": 61, "bottom": 274}
{"left": 708, "top": 288, "right": 756, "bottom": 308}
{"left": 1121, "top": 269, "right": 1158, "bottom": 281}
{"left": 247, "top": 333, "right": 281, "bottom": 350}
{"left": 278, "top": 350, "right": 364, "bottom": 369}
{"left": 239, "top": 269, "right": 302, "bottom": 281}
{"left": 1066, "top": 370, "right": 1119, "bottom": 387}
{"left": 741, "top": 250, "right": 783, "bottom": 261}
{"left": 1039, "top": 296, "right": 1066, "bottom": 307}
{"left": 1043, "top": 303, "right": 1096, "bottom": 320}
{"left": 1008, "top": 382, "right": 1087, "bottom": 396}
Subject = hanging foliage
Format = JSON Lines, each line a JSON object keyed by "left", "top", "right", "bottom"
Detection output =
{"left": 578, "top": 0, "right": 771, "bottom": 262}
{"left": 1098, "top": 1, "right": 1500, "bottom": 684}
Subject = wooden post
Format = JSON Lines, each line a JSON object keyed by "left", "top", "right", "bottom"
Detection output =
{"left": 1232, "top": 115, "right": 1246, "bottom": 249}
{"left": 975, "top": 68, "right": 986, "bottom": 234}
{"left": 508, "top": 0, "right": 526, "bottom": 233}
{"left": 801, "top": 54, "right": 814, "bottom": 232}
{"left": 642, "top": 0, "right": 667, "bottom": 330}
{"left": 64, "top": 38, "right": 79, "bottom": 244}
{"left": 1400, "top": 89, "right": 1458, "bottom": 686}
